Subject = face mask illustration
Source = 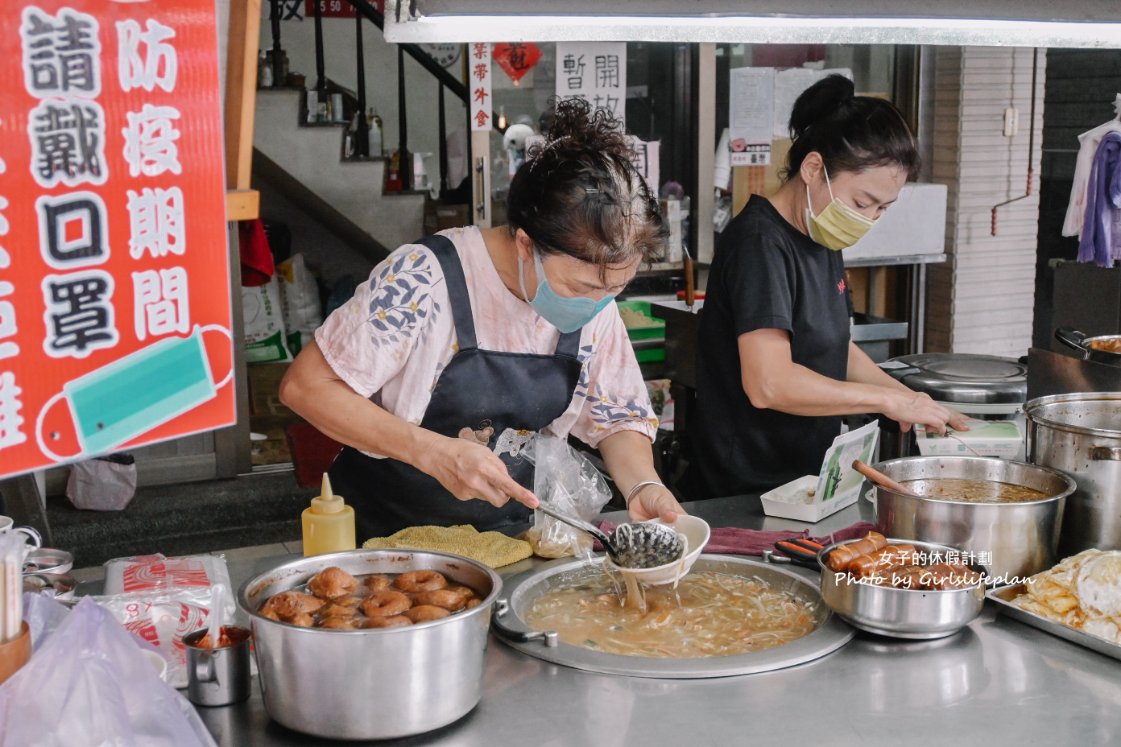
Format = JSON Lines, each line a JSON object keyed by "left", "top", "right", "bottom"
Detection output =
{"left": 36, "top": 325, "right": 232, "bottom": 460}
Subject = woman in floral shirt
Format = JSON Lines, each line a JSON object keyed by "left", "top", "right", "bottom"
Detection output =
{"left": 280, "top": 99, "right": 684, "bottom": 539}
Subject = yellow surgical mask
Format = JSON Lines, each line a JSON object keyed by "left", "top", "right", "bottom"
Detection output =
{"left": 804, "top": 167, "right": 875, "bottom": 251}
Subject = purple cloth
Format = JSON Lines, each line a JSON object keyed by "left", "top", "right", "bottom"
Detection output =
{"left": 1078, "top": 131, "right": 1121, "bottom": 268}
{"left": 595, "top": 520, "right": 879, "bottom": 556}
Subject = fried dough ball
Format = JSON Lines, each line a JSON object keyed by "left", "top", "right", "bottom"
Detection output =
{"left": 288, "top": 612, "right": 315, "bottom": 628}
{"left": 308, "top": 566, "right": 359, "bottom": 600}
{"left": 319, "top": 596, "right": 363, "bottom": 617}
{"left": 362, "top": 591, "right": 412, "bottom": 618}
{"left": 319, "top": 616, "right": 360, "bottom": 630}
{"left": 405, "top": 604, "right": 451, "bottom": 623}
{"left": 364, "top": 575, "right": 392, "bottom": 592}
{"left": 444, "top": 584, "right": 478, "bottom": 600}
{"left": 410, "top": 589, "right": 469, "bottom": 611}
{"left": 260, "top": 591, "right": 325, "bottom": 620}
{"left": 465, "top": 598, "right": 482, "bottom": 610}
{"left": 395, "top": 570, "right": 448, "bottom": 593}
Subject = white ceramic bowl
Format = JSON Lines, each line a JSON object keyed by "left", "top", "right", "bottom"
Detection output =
{"left": 606, "top": 514, "right": 711, "bottom": 586}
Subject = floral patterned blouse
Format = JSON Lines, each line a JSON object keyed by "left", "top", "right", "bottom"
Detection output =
{"left": 315, "top": 226, "right": 657, "bottom": 459}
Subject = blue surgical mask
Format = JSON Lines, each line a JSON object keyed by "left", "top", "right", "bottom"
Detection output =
{"left": 518, "top": 249, "right": 612, "bottom": 333}
{"left": 37, "top": 326, "right": 232, "bottom": 459}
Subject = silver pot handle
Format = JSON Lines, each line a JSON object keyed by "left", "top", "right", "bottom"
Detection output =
{"left": 490, "top": 599, "right": 558, "bottom": 647}
{"left": 1090, "top": 446, "right": 1121, "bottom": 461}
{"left": 194, "top": 652, "right": 216, "bottom": 684}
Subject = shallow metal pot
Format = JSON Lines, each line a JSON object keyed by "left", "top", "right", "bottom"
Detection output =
{"left": 818, "top": 538, "right": 985, "bottom": 640}
{"left": 1026, "top": 392, "right": 1121, "bottom": 555}
{"left": 871, "top": 456, "right": 1075, "bottom": 582}
{"left": 1054, "top": 327, "right": 1121, "bottom": 366}
{"left": 492, "top": 554, "right": 853, "bottom": 678}
{"left": 238, "top": 549, "right": 501, "bottom": 741}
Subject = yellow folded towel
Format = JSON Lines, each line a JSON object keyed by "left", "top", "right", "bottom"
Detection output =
{"left": 363, "top": 524, "right": 533, "bottom": 568}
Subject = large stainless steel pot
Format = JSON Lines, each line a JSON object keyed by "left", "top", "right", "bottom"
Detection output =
{"left": 237, "top": 549, "right": 501, "bottom": 741}
{"left": 871, "top": 456, "right": 1075, "bottom": 582}
{"left": 1054, "top": 327, "right": 1121, "bottom": 366}
{"left": 1026, "top": 392, "right": 1121, "bottom": 555}
{"left": 818, "top": 538, "right": 985, "bottom": 640}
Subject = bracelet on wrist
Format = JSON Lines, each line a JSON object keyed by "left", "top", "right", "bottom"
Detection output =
{"left": 625, "top": 479, "right": 665, "bottom": 506}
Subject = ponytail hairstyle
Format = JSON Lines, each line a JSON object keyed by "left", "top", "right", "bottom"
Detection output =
{"left": 783, "top": 74, "right": 920, "bottom": 181}
{"left": 507, "top": 97, "right": 667, "bottom": 272}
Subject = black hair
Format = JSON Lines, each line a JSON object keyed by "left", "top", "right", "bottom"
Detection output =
{"left": 784, "top": 74, "right": 919, "bottom": 181}
{"left": 506, "top": 97, "right": 667, "bottom": 269}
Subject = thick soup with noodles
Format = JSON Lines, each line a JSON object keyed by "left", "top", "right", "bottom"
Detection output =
{"left": 524, "top": 570, "right": 819, "bottom": 658}
{"left": 902, "top": 478, "right": 1048, "bottom": 504}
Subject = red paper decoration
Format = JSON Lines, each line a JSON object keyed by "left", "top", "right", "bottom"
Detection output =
{"left": 492, "top": 42, "right": 542, "bottom": 84}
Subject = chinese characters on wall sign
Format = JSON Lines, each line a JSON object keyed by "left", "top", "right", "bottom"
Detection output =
{"left": 469, "top": 42, "right": 492, "bottom": 132}
{"left": 0, "top": 1, "right": 233, "bottom": 478}
{"left": 555, "top": 42, "right": 626, "bottom": 128}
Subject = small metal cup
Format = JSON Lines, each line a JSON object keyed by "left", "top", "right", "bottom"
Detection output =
{"left": 183, "top": 626, "right": 251, "bottom": 707}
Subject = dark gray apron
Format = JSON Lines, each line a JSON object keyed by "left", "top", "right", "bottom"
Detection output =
{"left": 329, "top": 234, "right": 583, "bottom": 540}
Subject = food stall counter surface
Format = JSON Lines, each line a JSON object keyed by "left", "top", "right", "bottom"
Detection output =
{"left": 76, "top": 496, "right": 1121, "bottom": 746}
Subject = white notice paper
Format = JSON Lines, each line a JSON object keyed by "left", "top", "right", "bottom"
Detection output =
{"left": 729, "top": 67, "right": 774, "bottom": 166}
{"left": 556, "top": 42, "right": 626, "bottom": 127}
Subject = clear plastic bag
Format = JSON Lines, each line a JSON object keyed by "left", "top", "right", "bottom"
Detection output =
{"left": 522, "top": 435, "right": 612, "bottom": 558}
{"left": 0, "top": 598, "right": 216, "bottom": 747}
{"left": 99, "top": 554, "right": 236, "bottom": 688}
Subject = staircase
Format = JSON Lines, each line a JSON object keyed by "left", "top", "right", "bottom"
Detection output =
{"left": 253, "top": 88, "right": 427, "bottom": 255}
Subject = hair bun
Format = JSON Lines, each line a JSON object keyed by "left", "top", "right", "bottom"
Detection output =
{"left": 788, "top": 74, "right": 856, "bottom": 140}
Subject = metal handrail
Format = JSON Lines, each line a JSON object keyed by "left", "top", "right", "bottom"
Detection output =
{"left": 345, "top": 0, "right": 468, "bottom": 103}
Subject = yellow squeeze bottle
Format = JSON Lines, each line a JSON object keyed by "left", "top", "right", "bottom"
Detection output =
{"left": 302, "top": 474, "right": 356, "bottom": 556}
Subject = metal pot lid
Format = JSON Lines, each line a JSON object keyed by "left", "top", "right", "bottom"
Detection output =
{"left": 492, "top": 555, "right": 853, "bottom": 678}
{"left": 885, "top": 353, "right": 1027, "bottom": 405}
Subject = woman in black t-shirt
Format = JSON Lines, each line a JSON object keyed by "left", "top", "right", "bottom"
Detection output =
{"left": 692, "top": 74, "right": 969, "bottom": 498}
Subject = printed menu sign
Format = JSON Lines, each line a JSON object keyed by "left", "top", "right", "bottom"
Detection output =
{"left": 0, "top": 0, "right": 234, "bottom": 478}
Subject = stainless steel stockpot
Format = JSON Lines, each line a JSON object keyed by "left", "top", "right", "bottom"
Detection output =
{"left": 871, "top": 456, "right": 1075, "bottom": 582}
{"left": 1025, "top": 392, "right": 1121, "bottom": 555}
{"left": 818, "top": 538, "right": 985, "bottom": 640}
{"left": 237, "top": 549, "right": 501, "bottom": 741}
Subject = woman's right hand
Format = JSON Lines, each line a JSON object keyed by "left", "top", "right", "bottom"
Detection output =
{"left": 883, "top": 390, "right": 956, "bottom": 434}
{"left": 418, "top": 433, "right": 539, "bottom": 510}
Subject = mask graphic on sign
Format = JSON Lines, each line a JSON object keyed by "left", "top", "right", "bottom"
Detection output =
{"left": 36, "top": 326, "right": 232, "bottom": 460}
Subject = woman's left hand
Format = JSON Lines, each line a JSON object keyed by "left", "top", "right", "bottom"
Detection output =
{"left": 628, "top": 483, "right": 685, "bottom": 523}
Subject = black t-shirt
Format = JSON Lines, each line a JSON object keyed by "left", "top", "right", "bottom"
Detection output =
{"left": 692, "top": 195, "right": 853, "bottom": 497}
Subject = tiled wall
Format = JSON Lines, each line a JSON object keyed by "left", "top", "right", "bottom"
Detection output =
{"left": 925, "top": 47, "right": 1047, "bottom": 357}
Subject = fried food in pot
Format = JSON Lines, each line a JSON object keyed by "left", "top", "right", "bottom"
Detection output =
{"left": 308, "top": 566, "right": 359, "bottom": 600}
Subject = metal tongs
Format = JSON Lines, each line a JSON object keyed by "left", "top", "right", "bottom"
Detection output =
{"left": 535, "top": 503, "right": 684, "bottom": 569}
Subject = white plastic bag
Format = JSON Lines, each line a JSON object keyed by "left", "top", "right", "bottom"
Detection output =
{"left": 0, "top": 598, "right": 216, "bottom": 747}
{"left": 277, "top": 253, "right": 322, "bottom": 355}
{"left": 21, "top": 593, "right": 70, "bottom": 653}
{"left": 522, "top": 435, "right": 612, "bottom": 558}
{"left": 100, "top": 554, "right": 236, "bottom": 688}
{"left": 242, "top": 275, "right": 293, "bottom": 363}
{"left": 65, "top": 454, "right": 137, "bottom": 511}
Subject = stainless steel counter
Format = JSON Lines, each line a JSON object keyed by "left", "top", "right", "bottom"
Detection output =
{"left": 195, "top": 496, "right": 1121, "bottom": 746}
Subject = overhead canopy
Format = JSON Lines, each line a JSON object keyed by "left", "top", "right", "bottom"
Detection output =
{"left": 383, "top": 0, "right": 1121, "bottom": 48}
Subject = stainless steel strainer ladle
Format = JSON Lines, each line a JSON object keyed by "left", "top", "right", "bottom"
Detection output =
{"left": 535, "top": 503, "right": 684, "bottom": 568}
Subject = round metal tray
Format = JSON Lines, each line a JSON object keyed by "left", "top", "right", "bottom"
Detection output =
{"left": 492, "top": 554, "right": 853, "bottom": 678}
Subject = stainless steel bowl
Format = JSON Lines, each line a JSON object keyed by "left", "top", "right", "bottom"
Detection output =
{"left": 818, "top": 538, "right": 985, "bottom": 639}
{"left": 237, "top": 549, "right": 502, "bottom": 741}
{"left": 22, "top": 547, "right": 74, "bottom": 575}
{"left": 871, "top": 456, "right": 1075, "bottom": 582}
